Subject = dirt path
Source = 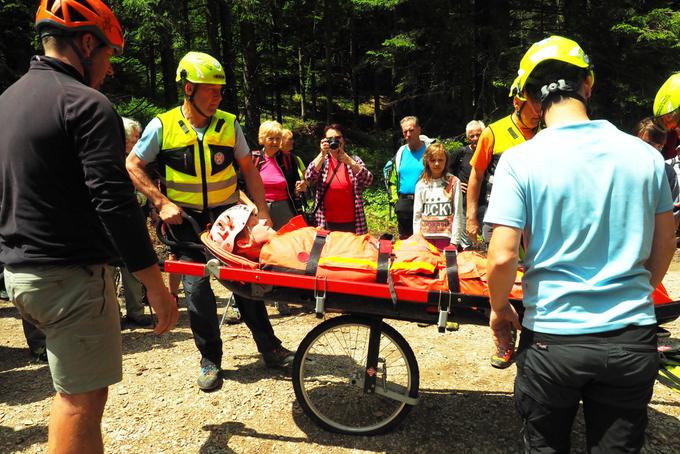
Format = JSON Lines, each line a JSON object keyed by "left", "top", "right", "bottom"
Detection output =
{"left": 1, "top": 263, "right": 679, "bottom": 453}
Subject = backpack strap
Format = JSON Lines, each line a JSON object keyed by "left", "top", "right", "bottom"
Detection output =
{"left": 251, "top": 149, "right": 263, "bottom": 171}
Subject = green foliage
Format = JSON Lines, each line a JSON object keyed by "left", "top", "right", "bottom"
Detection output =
{"left": 363, "top": 187, "right": 397, "bottom": 237}
{"left": 351, "top": 0, "right": 404, "bottom": 10}
{"left": 3, "top": 0, "right": 678, "bottom": 139}
{"left": 114, "top": 97, "right": 166, "bottom": 124}
{"left": 612, "top": 8, "right": 680, "bottom": 48}
{"left": 381, "top": 33, "right": 418, "bottom": 51}
{"left": 440, "top": 138, "right": 464, "bottom": 152}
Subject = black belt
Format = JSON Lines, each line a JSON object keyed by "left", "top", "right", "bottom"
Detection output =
{"left": 398, "top": 194, "right": 414, "bottom": 200}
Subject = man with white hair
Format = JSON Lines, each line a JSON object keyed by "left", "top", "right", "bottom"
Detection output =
{"left": 449, "top": 120, "right": 485, "bottom": 249}
{"left": 113, "top": 117, "right": 153, "bottom": 328}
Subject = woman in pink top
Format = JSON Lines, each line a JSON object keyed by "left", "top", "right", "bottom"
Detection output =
{"left": 253, "top": 121, "right": 307, "bottom": 230}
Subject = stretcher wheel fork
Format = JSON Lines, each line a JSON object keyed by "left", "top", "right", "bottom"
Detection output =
{"left": 314, "top": 276, "right": 327, "bottom": 319}
{"left": 292, "top": 315, "right": 419, "bottom": 435}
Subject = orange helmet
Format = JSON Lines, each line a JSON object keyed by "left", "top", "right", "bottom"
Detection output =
{"left": 35, "top": 0, "right": 124, "bottom": 55}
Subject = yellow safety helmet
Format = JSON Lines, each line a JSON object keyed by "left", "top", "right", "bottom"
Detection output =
{"left": 508, "top": 75, "right": 522, "bottom": 98}
{"left": 653, "top": 73, "right": 680, "bottom": 130}
{"left": 514, "top": 35, "right": 594, "bottom": 96}
{"left": 176, "top": 51, "right": 226, "bottom": 85}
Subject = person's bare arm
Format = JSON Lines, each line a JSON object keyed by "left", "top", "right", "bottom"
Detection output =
{"left": 310, "top": 140, "right": 330, "bottom": 172}
{"left": 238, "top": 190, "right": 256, "bottom": 209}
{"left": 487, "top": 225, "right": 523, "bottom": 349}
{"left": 126, "top": 153, "right": 183, "bottom": 224}
{"left": 646, "top": 211, "right": 676, "bottom": 288}
{"left": 132, "top": 264, "right": 179, "bottom": 335}
{"left": 237, "top": 155, "right": 272, "bottom": 226}
{"left": 466, "top": 166, "right": 484, "bottom": 239}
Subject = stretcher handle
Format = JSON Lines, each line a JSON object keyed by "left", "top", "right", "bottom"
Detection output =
{"left": 155, "top": 212, "right": 205, "bottom": 251}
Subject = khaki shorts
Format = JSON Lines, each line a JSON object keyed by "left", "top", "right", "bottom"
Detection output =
{"left": 5, "top": 264, "right": 122, "bottom": 394}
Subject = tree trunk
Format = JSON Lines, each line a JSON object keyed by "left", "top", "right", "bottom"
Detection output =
{"left": 349, "top": 14, "right": 359, "bottom": 127}
{"left": 219, "top": 1, "right": 239, "bottom": 115}
{"left": 373, "top": 70, "right": 380, "bottom": 130}
{"left": 476, "top": 0, "right": 510, "bottom": 118}
{"left": 206, "top": 0, "right": 221, "bottom": 61}
{"left": 240, "top": 19, "right": 261, "bottom": 143}
{"left": 158, "top": 0, "right": 177, "bottom": 107}
{"left": 271, "top": 0, "right": 283, "bottom": 123}
{"left": 298, "top": 46, "right": 306, "bottom": 120}
{"left": 323, "top": 0, "right": 333, "bottom": 123}
{"left": 310, "top": 61, "right": 318, "bottom": 120}
{"left": 159, "top": 36, "right": 177, "bottom": 107}
{"left": 459, "top": 0, "right": 475, "bottom": 121}
{"left": 181, "top": 0, "right": 191, "bottom": 50}
{"left": 147, "top": 45, "right": 156, "bottom": 97}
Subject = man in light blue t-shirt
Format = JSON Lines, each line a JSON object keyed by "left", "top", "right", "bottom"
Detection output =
{"left": 390, "top": 116, "right": 430, "bottom": 239}
{"left": 485, "top": 36, "right": 676, "bottom": 453}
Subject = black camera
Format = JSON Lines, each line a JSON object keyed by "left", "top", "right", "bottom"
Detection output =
{"left": 328, "top": 137, "right": 341, "bottom": 150}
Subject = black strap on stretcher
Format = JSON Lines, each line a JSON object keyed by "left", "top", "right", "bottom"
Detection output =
{"left": 304, "top": 232, "right": 401, "bottom": 307}
{"left": 377, "top": 239, "right": 399, "bottom": 309}
{"left": 444, "top": 245, "right": 460, "bottom": 293}
{"left": 376, "top": 240, "right": 392, "bottom": 284}
{"left": 305, "top": 230, "right": 329, "bottom": 275}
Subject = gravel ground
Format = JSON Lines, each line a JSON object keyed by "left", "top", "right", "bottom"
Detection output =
{"left": 1, "top": 259, "right": 679, "bottom": 453}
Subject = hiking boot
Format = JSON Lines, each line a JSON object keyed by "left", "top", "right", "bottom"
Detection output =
{"left": 275, "top": 301, "right": 291, "bottom": 316}
{"left": 30, "top": 345, "right": 48, "bottom": 363}
{"left": 125, "top": 314, "right": 154, "bottom": 328}
{"left": 490, "top": 345, "right": 515, "bottom": 369}
{"left": 263, "top": 346, "right": 295, "bottom": 368}
{"left": 491, "top": 327, "right": 517, "bottom": 369}
{"left": 197, "top": 359, "right": 222, "bottom": 391}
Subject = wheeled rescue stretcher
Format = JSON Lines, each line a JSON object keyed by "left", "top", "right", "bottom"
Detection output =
{"left": 160, "top": 215, "right": 680, "bottom": 435}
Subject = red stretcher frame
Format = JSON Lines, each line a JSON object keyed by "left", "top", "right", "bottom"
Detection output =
{"left": 163, "top": 258, "right": 680, "bottom": 327}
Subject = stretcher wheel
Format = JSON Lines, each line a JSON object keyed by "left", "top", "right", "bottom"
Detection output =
{"left": 292, "top": 315, "right": 419, "bottom": 435}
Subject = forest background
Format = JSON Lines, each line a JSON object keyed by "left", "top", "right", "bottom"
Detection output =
{"left": 1, "top": 0, "right": 679, "bottom": 232}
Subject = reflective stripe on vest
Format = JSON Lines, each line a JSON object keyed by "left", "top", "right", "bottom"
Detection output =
{"left": 157, "top": 107, "right": 239, "bottom": 210}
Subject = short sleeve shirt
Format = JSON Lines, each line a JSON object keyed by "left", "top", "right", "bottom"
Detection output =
{"left": 397, "top": 143, "right": 426, "bottom": 194}
{"left": 470, "top": 116, "right": 536, "bottom": 172}
{"left": 132, "top": 112, "right": 250, "bottom": 163}
{"left": 485, "top": 120, "right": 673, "bottom": 335}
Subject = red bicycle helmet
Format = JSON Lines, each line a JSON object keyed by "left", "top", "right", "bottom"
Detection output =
{"left": 35, "top": 0, "right": 124, "bottom": 55}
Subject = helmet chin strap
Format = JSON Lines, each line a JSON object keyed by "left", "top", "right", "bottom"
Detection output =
{"left": 187, "top": 85, "right": 211, "bottom": 120}
{"left": 66, "top": 37, "right": 94, "bottom": 86}
{"left": 515, "top": 101, "right": 537, "bottom": 131}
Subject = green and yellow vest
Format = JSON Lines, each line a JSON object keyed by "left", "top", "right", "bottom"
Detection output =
{"left": 157, "top": 107, "right": 239, "bottom": 211}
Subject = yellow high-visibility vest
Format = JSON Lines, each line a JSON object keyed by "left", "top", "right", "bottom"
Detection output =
{"left": 157, "top": 107, "right": 239, "bottom": 210}
{"left": 486, "top": 114, "right": 528, "bottom": 175}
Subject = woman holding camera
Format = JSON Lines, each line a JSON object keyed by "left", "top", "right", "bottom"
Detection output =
{"left": 305, "top": 123, "right": 373, "bottom": 233}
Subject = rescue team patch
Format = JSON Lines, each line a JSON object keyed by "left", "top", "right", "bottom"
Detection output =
{"left": 214, "top": 152, "right": 225, "bottom": 166}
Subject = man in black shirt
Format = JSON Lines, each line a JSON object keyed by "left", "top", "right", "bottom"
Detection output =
{"left": 449, "top": 120, "right": 485, "bottom": 189}
{"left": 0, "top": 2, "right": 178, "bottom": 452}
{"left": 448, "top": 120, "right": 485, "bottom": 248}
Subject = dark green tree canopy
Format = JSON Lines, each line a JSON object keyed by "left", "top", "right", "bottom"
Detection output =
{"left": 1, "top": 0, "right": 677, "bottom": 150}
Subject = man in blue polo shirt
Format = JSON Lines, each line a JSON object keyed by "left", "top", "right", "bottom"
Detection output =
{"left": 485, "top": 36, "right": 676, "bottom": 452}
{"left": 389, "top": 116, "right": 431, "bottom": 239}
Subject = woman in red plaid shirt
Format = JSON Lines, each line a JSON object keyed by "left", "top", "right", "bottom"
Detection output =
{"left": 305, "top": 124, "right": 373, "bottom": 234}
